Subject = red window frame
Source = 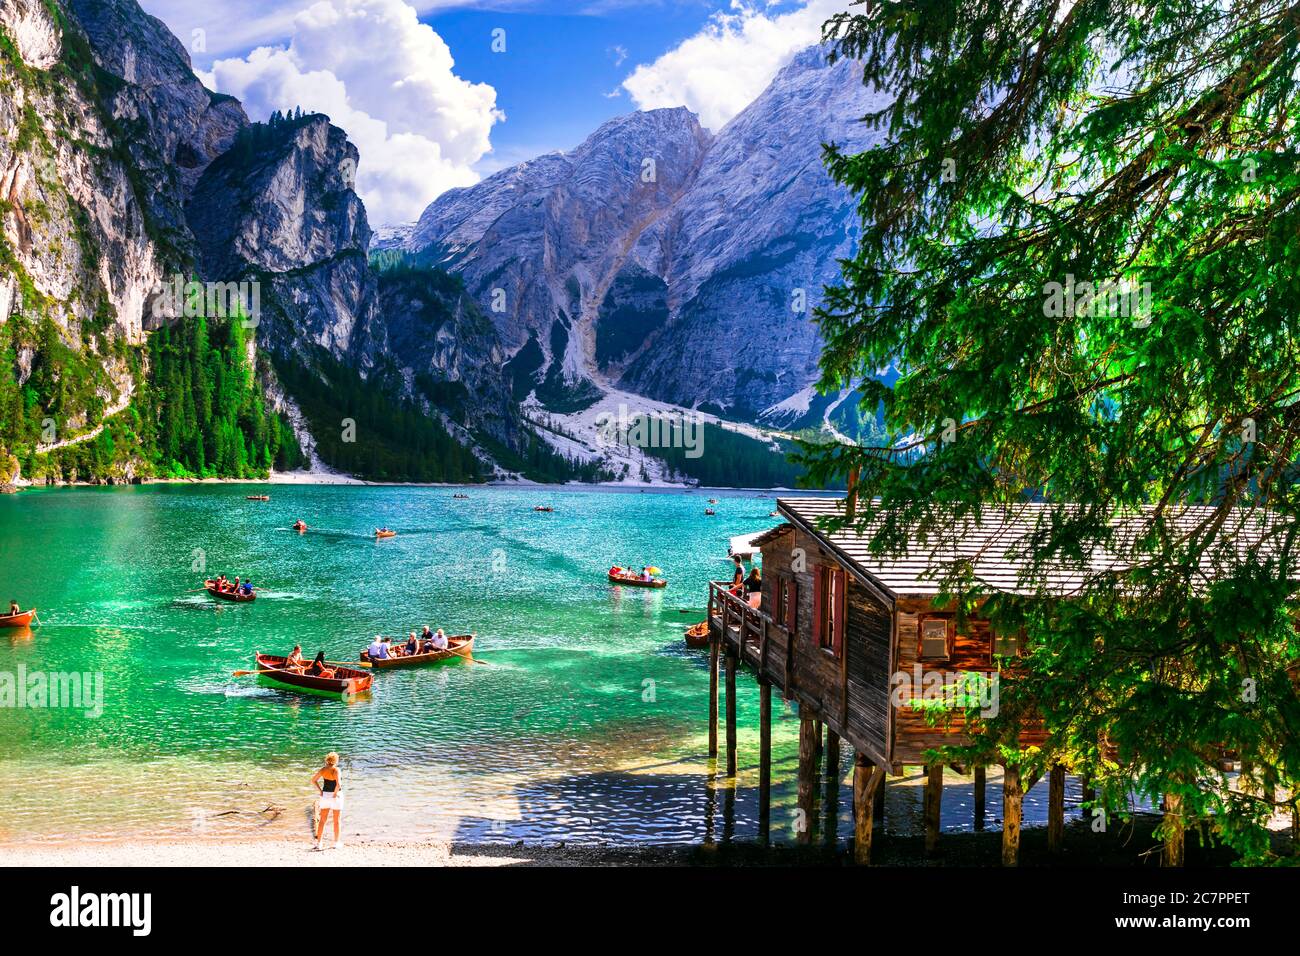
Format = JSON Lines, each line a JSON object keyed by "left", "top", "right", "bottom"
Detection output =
{"left": 812, "top": 565, "right": 846, "bottom": 658}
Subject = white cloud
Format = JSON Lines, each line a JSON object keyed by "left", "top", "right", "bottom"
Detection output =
{"left": 621, "top": 0, "right": 841, "bottom": 131}
{"left": 205, "top": 0, "right": 503, "bottom": 225}
{"left": 140, "top": 0, "right": 473, "bottom": 60}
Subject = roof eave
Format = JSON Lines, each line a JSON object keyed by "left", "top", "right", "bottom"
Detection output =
{"left": 776, "top": 499, "right": 897, "bottom": 607}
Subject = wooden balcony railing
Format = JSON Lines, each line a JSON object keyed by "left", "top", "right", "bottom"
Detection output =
{"left": 707, "top": 581, "right": 789, "bottom": 677}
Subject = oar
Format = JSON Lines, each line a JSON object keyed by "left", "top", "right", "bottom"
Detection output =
{"left": 232, "top": 667, "right": 281, "bottom": 677}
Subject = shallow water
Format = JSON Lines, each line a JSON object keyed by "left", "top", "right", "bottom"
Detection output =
{"left": 0, "top": 484, "right": 1081, "bottom": 847}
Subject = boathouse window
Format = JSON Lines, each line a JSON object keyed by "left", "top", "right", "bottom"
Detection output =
{"left": 813, "top": 566, "right": 846, "bottom": 657}
{"left": 992, "top": 628, "right": 1023, "bottom": 660}
{"left": 774, "top": 574, "right": 794, "bottom": 631}
{"left": 918, "top": 616, "right": 952, "bottom": 661}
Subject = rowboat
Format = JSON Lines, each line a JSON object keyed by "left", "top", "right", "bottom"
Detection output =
{"left": 533, "top": 506, "right": 553, "bottom": 512}
{"left": 205, "top": 580, "right": 256, "bottom": 602}
{"left": 246, "top": 495, "right": 270, "bottom": 501}
{"left": 0, "top": 608, "right": 36, "bottom": 628}
{"left": 704, "top": 509, "right": 716, "bottom": 516}
{"left": 375, "top": 529, "right": 396, "bottom": 538}
{"left": 254, "top": 653, "right": 373, "bottom": 697}
{"left": 684, "top": 621, "right": 709, "bottom": 648}
{"left": 293, "top": 521, "right": 307, "bottom": 532}
{"left": 609, "top": 568, "right": 667, "bottom": 588}
{"left": 361, "top": 634, "right": 474, "bottom": 670}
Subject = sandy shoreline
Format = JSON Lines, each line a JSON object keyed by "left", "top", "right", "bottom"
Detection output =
{"left": 0, "top": 839, "right": 683, "bottom": 867}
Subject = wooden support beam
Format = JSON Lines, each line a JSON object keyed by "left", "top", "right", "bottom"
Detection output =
{"left": 825, "top": 729, "right": 841, "bottom": 783}
{"left": 853, "top": 752, "right": 885, "bottom": 865}
{"left": 724, "top": 648, "right": 738, "bottom": 778}
{"left": 707, "top": 632, "right": 719, "bottom": 759}
{"left": 758, "top": 679, "right": 772, "bottom": 843}
{"left": 973, "top": 765, "right": 986, "bottom": 831}
{"left": 1048, "top": 765, "right": 1065, "bottom": 854}
{"left": 1291, "top": 789, "right": 1299, "bottom": 856}
{"left": 797, "top": 716, "right": 817, "bottom": 844}
{"left": 924, "top": 764, "right": 943, "bottom": 854}
{"left": 1002, "top": 766, "right": 1022, "bottom": 867}
{"left": 874, "top": 767, "right": 886, "bottom": 824}
{"left": 1162, "top": 792, "right": 1185, "bottom": 867}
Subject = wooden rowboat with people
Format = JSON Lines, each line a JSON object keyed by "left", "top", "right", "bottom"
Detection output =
{"left": 374, "top": 528, "right": 396, "bottom": 538}
{"left": 252, "top": 653, "right": 373, "bottom": 697}
{"left": 205, "top": 580, "right": 256, "bottom": 602}
{"left": 361, "top": 634, "right": 475, "bottom": 670}
{"left": 684, "top": 621, "right": 709, "bottom": 648}
{"left": 0, "top": 608, "right": 37, "bottom": 628}
{"left": 608, "top": 567, "right": 668, "bottom": 588}
{"left": 246, "top": 494, "right": 270, "bottom": 501}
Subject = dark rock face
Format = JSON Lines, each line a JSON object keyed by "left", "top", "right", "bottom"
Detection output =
{"left": 67, "top": 0, "right": 248, "bottom": 270}
{"left": 405, "top": 46, "right": 887, "bottom": 422}
{"left": 406, "top": 108, "right": 714, "bottom": 407}
{"left": 186, "top": 113, "right": 516, "bottom": 445}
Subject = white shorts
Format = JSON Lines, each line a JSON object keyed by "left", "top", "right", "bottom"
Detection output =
{"left": 318, "top": 792, "right": 345, "bottom": 811}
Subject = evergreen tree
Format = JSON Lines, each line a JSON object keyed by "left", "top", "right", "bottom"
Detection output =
{"left": 808, "top": 0, "right": 1300, "bottom": 863}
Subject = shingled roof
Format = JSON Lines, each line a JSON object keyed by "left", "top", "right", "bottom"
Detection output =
{"left": 770, "top": 497, "right": 1289, "bottom": 598}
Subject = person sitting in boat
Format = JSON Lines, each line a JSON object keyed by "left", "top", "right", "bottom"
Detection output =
{"left": 404, "top": 632, "right": 419, "bottom": 656}
{"left": 285, "top": 645, "right": 306, "bottom": 671}
{"left": 214, "top": 574, "right": 229, "bottom": 592}
{"left": 306, "top": 651, "right": 328, "bottom": 675}
{"left": 641, "top": 566, "right": 652, "bottom": 581}
{"left": 419, "top": 625, "right": 436, "bottom": 653}
{"left": 431, "top": 628, "right": 449, "bottom": 651}
{"left": 238, "top": 580, "right": 253, "bottom": 596}
{"left": 365, "top": 635, "right": 389, "bottom": 661}
{"left": 8, "top": 600, "right": 19, "bottom": 617}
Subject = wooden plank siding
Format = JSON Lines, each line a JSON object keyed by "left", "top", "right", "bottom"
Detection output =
{"left": 893, "top": 598, "right": 1047, "bottom": 763}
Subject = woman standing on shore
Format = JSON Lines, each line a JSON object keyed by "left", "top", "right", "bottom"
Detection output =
{"left": 311, "top": 752, "right": 344, "bottom": 850}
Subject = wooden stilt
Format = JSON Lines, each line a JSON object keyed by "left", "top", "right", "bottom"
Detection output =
{"left": 825, "top": 729, "right": 840, "bottom": 782}
{"left": 973, "top": 765, "right": 986, "bottom": 831}
{"left": 797, "top": 716, "right": 817, "bottom": 844}
{"left": 874, "top": 768, "right": 886, "bottom": 824}
{"left": 1002, "top": 765, "right": 1022, "bottom": 867}
{"left": 1162, "top": 792, "right": 1185, "bottom": 867}
{"left": 707, "top": 635, "right": 719, "bottom": 759}
{"left": 924, "top": 764, "right": 943, "bottom": 854}
{"left": 758, "top": 679, "right": 772, "bottom": 843}
{"left": 1048, "top": 764, "right": 1065, "bottom": 853}
{"left": 1291, "top": 789, "right": 1299, "bottom": 856}
{"left": 724, "top": 648, "right": 738, "bottom": 777}
{"left": 823, "top": 730, "right": 841, "bottom": 845}
{"left": 853, "top": 753, "right": 885, "bottom": 865}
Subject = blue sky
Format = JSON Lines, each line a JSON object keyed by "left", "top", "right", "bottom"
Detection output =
{"left": 409, "top": 5, "right": 719, "bottom": 168}
{"left": 138, "top": 0, "right": 838, "bottom": 223}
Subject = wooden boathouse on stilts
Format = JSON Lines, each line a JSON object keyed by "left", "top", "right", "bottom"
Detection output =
{"left": 702, "top": 495, "right": 1184, "bottom": 864}
{"left": 705, "top": 496, "right": 1289, "bottom": 864}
